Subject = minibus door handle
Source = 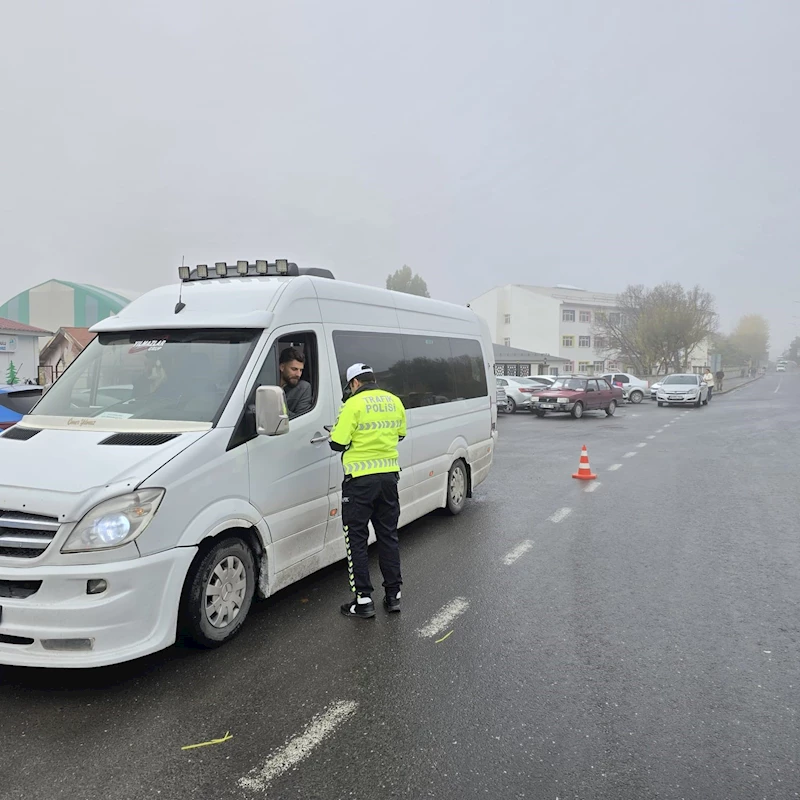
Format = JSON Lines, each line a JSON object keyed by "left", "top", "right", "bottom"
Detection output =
{"left": 310, "top": 433, "right": 330, "bottom": 444}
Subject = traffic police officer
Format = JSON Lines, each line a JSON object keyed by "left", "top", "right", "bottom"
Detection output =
{"left": 329, "top": 363, "right": 407, "bottom": 619}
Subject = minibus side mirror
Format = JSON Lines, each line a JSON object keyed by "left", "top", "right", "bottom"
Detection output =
{"left": 255, "top": 386, "right": 290, "bottom": 436}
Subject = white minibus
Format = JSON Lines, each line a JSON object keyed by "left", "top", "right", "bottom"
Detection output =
{"left": 0, "top": 261, "right": 496, "bottom": 667}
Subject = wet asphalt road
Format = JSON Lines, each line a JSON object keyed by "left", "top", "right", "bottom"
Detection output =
{"left": 1, "top": 373, "right": 798, "bottom": 800}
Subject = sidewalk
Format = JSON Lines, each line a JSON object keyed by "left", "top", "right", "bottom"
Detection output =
{"left": 716, "top": 374, "right": 763, "bottom": 395}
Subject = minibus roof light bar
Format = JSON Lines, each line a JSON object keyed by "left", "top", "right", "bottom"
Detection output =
{"left": 177, "top": 261, "right": 336, "bottom": 282}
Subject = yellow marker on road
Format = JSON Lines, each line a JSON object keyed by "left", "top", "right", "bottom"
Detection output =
{"left": 181, "top": 731, "right": 233, "bottom": 750}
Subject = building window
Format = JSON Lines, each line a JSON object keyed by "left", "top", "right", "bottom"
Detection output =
{"left": 504, "top": 314, "right": 511, "bottom": 324}
{"left": 578, "top": 336, "right": 591, "bottom": 348}
{"left": 594, "top": 336, "right": 607, "bottom": 350}
{"left": 565, "top": 362, "right": 574, "bottom": 373}
{"left": 608, "top": 312, "right": 622, "bottom": 325}
{"left": 562, "top": 309, "right": 575, "bottom": 323}
{"left": 562, "top": 336, "right": 574, "bottom": 348}
{"left": 579, "top": 311, "right": 592, "bottom": 323}
{"left": 593, "top": 361, "right": 605, "bottom": 373}
{"left": 503, "top": 337, "right": 511, "bottom": 347}
{"left": 578, "top": 361, "right": 591, "bottom": 373}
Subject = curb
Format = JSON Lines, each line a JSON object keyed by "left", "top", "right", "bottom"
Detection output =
{"left": 716, "top": 375, "right": 764, "bottom": 395}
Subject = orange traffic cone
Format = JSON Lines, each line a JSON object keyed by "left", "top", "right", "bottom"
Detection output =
{"left": 572, "top": 445, "right": 597, "bottom": 481}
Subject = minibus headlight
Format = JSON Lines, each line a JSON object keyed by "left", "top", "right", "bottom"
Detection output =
{"left": 62, "top": 489, "right": 165, "bottom": 553}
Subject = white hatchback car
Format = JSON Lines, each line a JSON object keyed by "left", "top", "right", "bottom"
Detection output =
{"left": 656, "top": 374, "right": 709, "bottom": 407}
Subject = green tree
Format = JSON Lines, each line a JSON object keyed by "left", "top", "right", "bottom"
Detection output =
{"left": 710, "top": 333, "right": 749, "bottom": 369}
{"left": 593, "top": 283, "right": 717, "bottom": 375}
{"left": 5, "top": 360, "right": 19, "bottom": 385}
{"left": 785, "top": 336, "right": 800, "bottom": 363}
{"left": 730, "top": 314, "right": 770, "bottom": 362}
{"left": 386, "top": 265, "right": 430, "bottom": 297}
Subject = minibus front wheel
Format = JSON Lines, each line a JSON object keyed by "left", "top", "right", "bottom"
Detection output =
{"left": 179, "top": 536, "right": 257, "bottom": 648}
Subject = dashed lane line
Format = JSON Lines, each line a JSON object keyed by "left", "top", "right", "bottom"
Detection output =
{"left": 548, "top": 507, "right": 572, "bottom": 524}
{"left": 647, "top": 435, "right": 656, "bottom": 440}
{"left": 637, "top": 442, "right": 647, "bottom": 448}
{"left": 502, "top": 540, "right": 534, "bottom": 565}
{"left": 238, "top": 700, "right": 358, "bottom": 793}
{"left": 417, "top": 598, "right": 470, "bottom": 638}
{"left": 623, "top": 452, "right": 638, "bottom": 458}
{"left": 608, "top": 464, "right": 623, "bottom": 471}
{"left": 584, "top": 482, "right": 601, "bottom": 493}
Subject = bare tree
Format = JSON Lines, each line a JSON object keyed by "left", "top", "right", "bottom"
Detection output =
{"left": 594, "top": 283, "right": 717, "bottom": 375}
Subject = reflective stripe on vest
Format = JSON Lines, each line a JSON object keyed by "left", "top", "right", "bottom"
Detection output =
{"left": 344, "top": 457, "right": 400, "bottom": 476}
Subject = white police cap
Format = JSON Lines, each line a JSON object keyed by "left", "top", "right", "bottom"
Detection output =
{"left": 346, "top": 363, "right": 373, "bottom": 383}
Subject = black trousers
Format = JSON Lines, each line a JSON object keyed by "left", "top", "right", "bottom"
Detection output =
{"left": 342, "top": 473, "right": 402, "bottom": 597}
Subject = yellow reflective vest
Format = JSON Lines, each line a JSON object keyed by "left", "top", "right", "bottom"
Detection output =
{"left": 330, "top": 387, "right": 407, "bottom": 477}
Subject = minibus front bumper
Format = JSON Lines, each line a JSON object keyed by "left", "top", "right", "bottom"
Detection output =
{"left": 0, "top": 547, "right": 196, "bottom": 668}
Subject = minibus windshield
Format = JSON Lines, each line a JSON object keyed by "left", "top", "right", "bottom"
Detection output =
{"left": 32, "top": 329, "right": 258, "bottom": 424}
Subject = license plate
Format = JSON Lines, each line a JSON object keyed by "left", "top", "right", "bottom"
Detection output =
{"left": 668, "top": 395, "right": 681, "bottom": 400}
{"left": 540, "top": 403, "right": 556, "bottom": 409}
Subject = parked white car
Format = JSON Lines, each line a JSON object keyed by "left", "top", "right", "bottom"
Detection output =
{"left": 601, "top": 372, "right": 649, "bottom": 404}
{"left": 656, "top": 374, "right": 709, "bottom": 407}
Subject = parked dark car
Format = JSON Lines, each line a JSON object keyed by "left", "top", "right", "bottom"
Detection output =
{"left": 532, "top": 376, "right": 623, "bottom": 419}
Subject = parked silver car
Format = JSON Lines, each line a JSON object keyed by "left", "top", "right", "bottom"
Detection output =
{"left": 496, "top": 383, "right": 508, "bottom": 413}
{"left": 495, "top": 377, "right": 538, "bottom": 413}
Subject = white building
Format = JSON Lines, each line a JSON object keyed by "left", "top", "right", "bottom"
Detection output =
{"left": 470, "top": 284, "right": 713, "bottom": 376}
{"left": 469, "top": 284, "right": 622, "bottom": 375}
{"left": 0, "top": 318, "right": 53, "bottom": 384}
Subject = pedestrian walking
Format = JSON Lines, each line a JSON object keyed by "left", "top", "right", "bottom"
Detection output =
{"left": 329, "top": 363, "right": 407, "bottom": 619}
{"left": 703, "top": 367, "right": 715, "bottom": 401}
{"left": 715, "top": 369, "right": 725, "bottom": 392}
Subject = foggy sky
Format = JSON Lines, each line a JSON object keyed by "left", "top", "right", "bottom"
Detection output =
{"left": 2, "top": 1, "right": 799, "bottom": 354}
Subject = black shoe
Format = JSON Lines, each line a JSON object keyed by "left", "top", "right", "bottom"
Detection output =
{"left": 383, "top": 591, "right": 401, "bottom": 613}
{"left": 340, "top": 597, "right": 375, "bottom": 619}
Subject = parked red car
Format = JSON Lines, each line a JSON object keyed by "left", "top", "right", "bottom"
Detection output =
{"left": 532, "top": 376, "right": 623, "bottom": 419}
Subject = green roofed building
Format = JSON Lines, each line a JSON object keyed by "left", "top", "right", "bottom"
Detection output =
{"left": 0, "top": 279, "right": 138, "bottom": 334}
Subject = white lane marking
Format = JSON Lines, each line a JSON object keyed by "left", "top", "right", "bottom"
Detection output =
{"left": 503, "top": 540, "right": 534, "bottom": 565}
{"left": 647, "top": 435, "right": 656, "bottom": 439}
{"left": 608, "top": 463, "right": 623, "bottom": 471}
{"left": 623, "top": 451, "right": 638, "bottom": 458}
{"left": 584, "top": 481, "right": 601, "bottom": 493}
{"left": 657, "top": 429, "right": 665, "bottom": 433}
{"left": 637, "top": 442, "right": 647, "bottom": 448}
{"left": 417, "top": 597, "right": 470, "bottom": 638}
{"left": 775, "top": 379, "right": 782, "bottom": 394}
{"left": 239, "top": 700, "right": 358, "bottom": 793}
{"left": 548, "top": 507, "right": 573, "bottom": 524}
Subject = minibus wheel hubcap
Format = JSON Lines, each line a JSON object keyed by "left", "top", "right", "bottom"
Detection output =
{"left": 205, "top": 556, "right": 247, "bottom": 628}
{"left": 450, "top": 467, "right": 465, "bottom": 506}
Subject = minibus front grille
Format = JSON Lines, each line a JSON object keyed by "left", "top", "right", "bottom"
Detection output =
{"left": 0, "top": 511, "right": 60, "bottom": 559}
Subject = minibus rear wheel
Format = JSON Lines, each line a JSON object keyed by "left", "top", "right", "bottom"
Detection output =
{"left": 180, "top": 536, "right": 256, "bottom": 648}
